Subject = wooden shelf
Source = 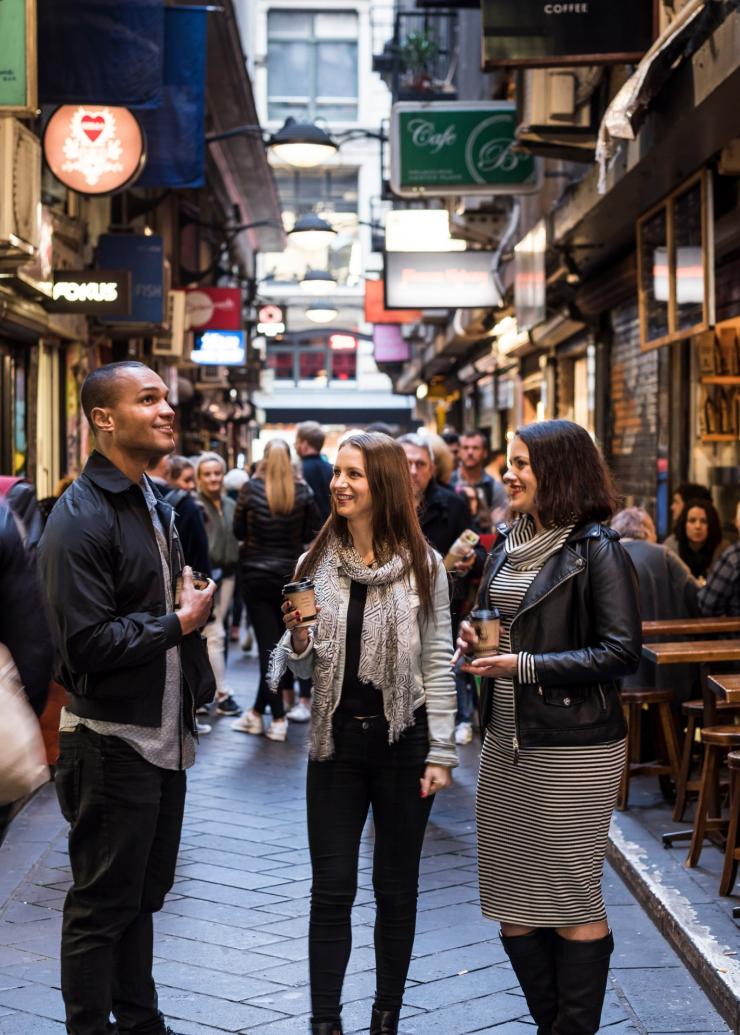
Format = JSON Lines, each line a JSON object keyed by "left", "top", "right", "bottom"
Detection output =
{"left": 701, "top": 434, "right": 738, "bottom": 442}
{"left": 700, "top": 375, "right": 740, "bottom": 384}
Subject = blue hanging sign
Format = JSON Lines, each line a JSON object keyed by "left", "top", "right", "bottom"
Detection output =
{"left": 96, "top": 234, "right": 165, "bottom": 324}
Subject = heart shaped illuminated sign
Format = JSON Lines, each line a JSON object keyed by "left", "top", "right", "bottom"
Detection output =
{"left": 43, "top": 105, "right": 146, "bottom": 196}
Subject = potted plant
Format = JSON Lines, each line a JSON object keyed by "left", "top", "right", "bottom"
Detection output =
{"left": 400, "top": 31, "right": 439, "bottom": 93}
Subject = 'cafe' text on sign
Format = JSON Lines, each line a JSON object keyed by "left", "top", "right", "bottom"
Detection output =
{"left": 391, "top": 101, "right": 540, "bottom": 198}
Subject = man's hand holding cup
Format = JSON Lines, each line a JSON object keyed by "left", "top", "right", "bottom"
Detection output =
{"left": 176, "top": 566, "right": 216, "bottom": 635}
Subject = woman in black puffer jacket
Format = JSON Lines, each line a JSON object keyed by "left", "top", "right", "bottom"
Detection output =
{"left": 232, "top": 440, "right": 322, "bottom": 741}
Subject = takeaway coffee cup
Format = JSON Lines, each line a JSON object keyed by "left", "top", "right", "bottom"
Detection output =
{"left": 282, "top": 579, "right": 318, "bottom": 627}
{"left": 174, "top": 570, "right": 211, "bottom": 608}
{"left": 468, "top": 608, "right": 501, "bottom": 657}
{"left": 443, "top": 529, "right": 480, "bottom": 572}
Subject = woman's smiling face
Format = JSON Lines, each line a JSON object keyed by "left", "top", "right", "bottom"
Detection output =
{"left": 331, "top": 445, "right": 372, "bottom": 522}
{"left": 504, "top": 437, "right": 538, "bottom": 517}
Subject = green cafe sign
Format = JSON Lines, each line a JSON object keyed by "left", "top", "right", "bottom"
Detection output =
{"left": 0, "top": 0, "right": 37, "bottom": 113}
{"left": 390, "top": 101, "right": 540, "bottom": 198}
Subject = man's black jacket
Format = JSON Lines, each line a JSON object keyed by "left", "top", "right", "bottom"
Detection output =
{"left": 419, "top": 480, "right": 484, "bottom": 600}
{"left": 301, "top": 453, "right": 333, "bottom": 523}
{"left": 0, "top": 501, "right": 52, "bottom": 715}
{"left": 38, "top": 451, "right": 215, "bottom": 729}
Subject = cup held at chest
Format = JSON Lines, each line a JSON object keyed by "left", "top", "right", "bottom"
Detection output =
{"left": 470, "top": 608, "right": 501, "bottom": 655}
{"left": 283, "top": 579, "right": 317, "bottom": 627}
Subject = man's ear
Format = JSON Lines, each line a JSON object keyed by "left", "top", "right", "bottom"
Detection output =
{"left": 91, "top": 406, "right": 114, "bottom": 435}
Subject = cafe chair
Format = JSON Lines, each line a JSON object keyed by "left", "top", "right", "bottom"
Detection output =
{"left": 673, "top": 699, "right": 740, "bottom": 822}
{"left": 617, "top": 688, "right": 681, "bottom": 811}
{"left": 686, "top": 727, "right": 740, "bottom": 868}
{"left": 720, "top": 750, "right": 740, "bottom": 897}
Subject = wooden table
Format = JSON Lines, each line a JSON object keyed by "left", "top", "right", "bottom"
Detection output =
{"left": 642, "top": 640, "right": 740, "bottom": 850}
{"left": 642, "top": 617, "right": 740, "bottom": 638}
{"left": 707, "top": 673, "right": 740, "bottom": 706}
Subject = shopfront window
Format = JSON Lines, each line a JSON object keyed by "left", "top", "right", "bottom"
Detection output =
{"left": 268, "top": 351, "right": 294, "bottom": 380}
{"left": 267, "top": 10, "right": 358, "bottom": 123}
{"left": 331, "top": 349, "right": 356, "bottom": 381}
{"left": 299, "top": 350, "right": 328, "bottom": 381}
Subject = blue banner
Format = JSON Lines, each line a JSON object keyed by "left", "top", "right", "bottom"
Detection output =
{"left": 38, "top": 0, "right": 165, "bottom": 109}
{"left": 96, "top": 234, "right": 165, "bottom": 324}
{"left": 135, "top": 7, "right": 207, "bottom": 188}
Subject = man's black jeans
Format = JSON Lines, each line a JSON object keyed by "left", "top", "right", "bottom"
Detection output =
{"left": 306, "top": 709, "right": 434, "bottom": 1023}
{"left": 55, "top": 726, "right": 186, "bottom": 1035}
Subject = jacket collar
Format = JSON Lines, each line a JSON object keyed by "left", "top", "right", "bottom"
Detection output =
{"left": 494, "top": 520, "right": 618, "bottom": 543}
{"left": 83, "top": 450, "right": 141, "bottom": 494}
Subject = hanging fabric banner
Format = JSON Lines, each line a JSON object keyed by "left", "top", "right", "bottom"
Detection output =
{"left": 38, "top": 0, "right": 164, "bottom": 108}
{"left": 135, "top": 6, "right": 207, "bottom": 188}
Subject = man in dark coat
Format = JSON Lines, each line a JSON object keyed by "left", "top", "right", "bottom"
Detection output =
{"left": 295, "top": 420, "right": 333, "bottom": 523}
{"left": 38, "top": 360, "right": 216, "bottom": 1035}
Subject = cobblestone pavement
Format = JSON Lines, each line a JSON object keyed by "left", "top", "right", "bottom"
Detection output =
{"left": 0, "top": 650, "right": 731, "bottom": 1034}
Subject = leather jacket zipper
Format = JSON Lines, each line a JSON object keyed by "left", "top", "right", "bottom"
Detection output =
{"left": 508, "top": 562, "right": 584, "bottom": 762}
{"left": 166, "top": 507, "right": 190, "bottom": 764}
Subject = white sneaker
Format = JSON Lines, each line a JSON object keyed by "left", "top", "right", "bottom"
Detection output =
{"left": 455, "top": 722, "right": 473, "bottom": 745}
{"left": 232, "top": 712, "right": 265, "bottom": 735}
{"left": 286, "top": 701, "right": 311, "bottom": 723}
{"left": 266, "top": 718, "right": 288, "bottom": 742}
{"left": 196, "top": 720, "right": 212, "bottom": 735}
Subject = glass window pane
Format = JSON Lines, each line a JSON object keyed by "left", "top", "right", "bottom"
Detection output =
{"left": 299, "top": 351, "right": 328, "bottom": 380}
{"left": 640, "top": 209, "right": 669, "bottom": 343}
{"left": 674, "top": 181, "right": 705, "bottom": 332}
{"left": 315, "top": 102, "right": 357, "bottom": 121}
{"left": 268, "top": 351, "right": 294, "bottom": 380}
{"left": 331, "top": 350, "right": 356, "bottom": 381}
{"left": 268, "top": 42, "right": 311, "bottom": 99}
{"left": 314, "top": 12, "right": 357, "bottom": 39}
{"left": 268, "top": 11, "right": 311, "bottom": 37}
{"left": 317, "top": 42, "right": 357, "bottom": 98}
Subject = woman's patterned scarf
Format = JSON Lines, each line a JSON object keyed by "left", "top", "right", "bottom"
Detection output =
{"left": 269, "top": 535, "right": 417, "bottom": 761}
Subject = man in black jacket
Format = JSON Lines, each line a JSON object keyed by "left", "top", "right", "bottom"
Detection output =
{"left": 295, "top": 419, "right": 332, "bottom": 523}
{"left": 38, "top": 360, "right": 215, "bottom": 1035}
{"left": 398, "top": 434, "right": 482, "bottom": 745}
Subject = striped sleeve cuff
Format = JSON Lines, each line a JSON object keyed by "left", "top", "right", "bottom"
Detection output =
{"left": 517, "top": 651, "right": 537, "bottom": 684}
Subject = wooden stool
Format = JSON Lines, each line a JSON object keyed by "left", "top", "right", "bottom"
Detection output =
{"left": 686, "top": 727, "right": 740, "bottom": 868}
{"left": 720, "top": 751, "right": 740, "bottom": 896}
{"left": 673, "top": 699, "right": 740, "bottom": 822}
{"left": 617, "top": 688, "right": 682, "bottom": 811}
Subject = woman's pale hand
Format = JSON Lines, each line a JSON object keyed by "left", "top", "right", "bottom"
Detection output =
{"left": 460, "top": 652, "right": 518, "bottom": 679}
{"left": 420, "top": 764, "right": 453, "bottom": 798}
{"left": 281, "top": 600, "right": 321, "bottom": 654}
{"left": 455, "top": 619, "right": 478, "bottom": 656}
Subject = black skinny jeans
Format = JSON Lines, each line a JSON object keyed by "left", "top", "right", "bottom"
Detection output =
{"left": 241, "top": 571, "right": 291, "bottom": 718}
{"left": 307, "top": 709, "right": 434, "bottom": 1022}
{"left": 55, "top": 726, "right": 186, "bottom": 1035}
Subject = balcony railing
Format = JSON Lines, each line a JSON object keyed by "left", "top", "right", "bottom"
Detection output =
{"left": 372, "top": 9, "right": 459, "bottom": 103}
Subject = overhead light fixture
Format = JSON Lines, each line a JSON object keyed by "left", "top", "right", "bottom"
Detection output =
{"left": 288, "top": 212, "right": 337, "bottom": 250}
{"left": 268, "top": 118, "right": 339, "bottom": 168}
{"left": 305, "top": 299, "right": 339, "bottom": 323}
{"left": 300, "top": 269, "right": 338, "bottom": 294}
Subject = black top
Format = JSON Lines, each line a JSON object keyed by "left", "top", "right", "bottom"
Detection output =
{"left": 338, "top": 580, "right": 384, "bottom": 716}
{"left": 233, "top": 477, "right": 322, "bottom": 580}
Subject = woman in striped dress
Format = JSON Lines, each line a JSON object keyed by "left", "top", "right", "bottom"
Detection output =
{"left": 457, "top": 420, "right": 641, "bottom": 1035}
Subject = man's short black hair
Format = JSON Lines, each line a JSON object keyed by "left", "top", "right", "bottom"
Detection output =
{"left": 80, "top": 361, "right": 150, "bottom": 427}
{"left": 441, "top": 429, "right": 459, "bottom": 446}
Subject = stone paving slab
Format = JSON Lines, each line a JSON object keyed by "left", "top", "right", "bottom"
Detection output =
{"left": 0, "top": 653, "right": 732, "bottom": 1033}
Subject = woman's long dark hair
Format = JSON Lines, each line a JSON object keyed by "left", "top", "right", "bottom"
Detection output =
{"left": 296, "top": 432, "right": 435, "bottom": 618}
{"left": 675, "top": 498, "right": 723, "bottom": 577}
{"left": 514, "top": 420, "right": 618, "bottom": 528}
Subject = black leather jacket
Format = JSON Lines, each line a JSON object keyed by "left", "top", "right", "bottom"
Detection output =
{"left": 477, "top": 522, "right": 641, "bottom": 752}
{"left": 38, "top": 451, "right": 215, "bottom": 730}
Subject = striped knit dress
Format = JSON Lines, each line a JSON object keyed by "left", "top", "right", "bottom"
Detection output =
{"left": 475, "top": 520, "right": 626, "bottom": 927}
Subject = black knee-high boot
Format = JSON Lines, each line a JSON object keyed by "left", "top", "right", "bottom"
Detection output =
{"left": 500, "top": 929, "right": 558, "bottom": 1034}
{"left": 370, "top": 1006, "right": 400, "bottom": 1034}
{"left": 552, "top": 931, "right": 613, "bottom": 1035}
{"left": 310, "top": 1021, "right": 343, "bottom": 1034}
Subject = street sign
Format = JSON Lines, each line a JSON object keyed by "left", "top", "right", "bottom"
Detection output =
{"left": 43, "top": 105, "right": 146, "bottom": 195}
{"left": 391, "top": 101, "right": 540, "bottom": 198}
{"left": 0, "top": 0, "right": 37, "bottom": 113}
{"left": 47, "top": 269, "right": 131, "bottom": 315}
{"left": 96, "top": 233, "right": 164, "bottom": 324}
{"left": 384, "top": 251, "right": 502, "bottom": 310}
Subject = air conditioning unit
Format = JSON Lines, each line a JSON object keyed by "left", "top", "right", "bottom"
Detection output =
{"left": 152, "top": 290, "right": 187, "bottom": 357}
{"left": 516, "top": 69, "right": 596, "bottom": 162}
{"left": 0, "top": 119, "right": 41, "bottom": 266}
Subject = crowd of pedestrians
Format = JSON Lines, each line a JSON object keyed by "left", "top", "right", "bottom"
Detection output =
{"left": 0, "top": 358, "right": 738, "bottom": 1035}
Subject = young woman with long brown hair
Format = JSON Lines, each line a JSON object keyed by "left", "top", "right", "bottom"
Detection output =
{"left": 272, "top": 432, "right": 458, "bottom": 1035}
{"left": 231, "top": 439, "right": 321, "bottom": 741}
{"left": 457, "top": 420, "right": 641, "bottom": 1035}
